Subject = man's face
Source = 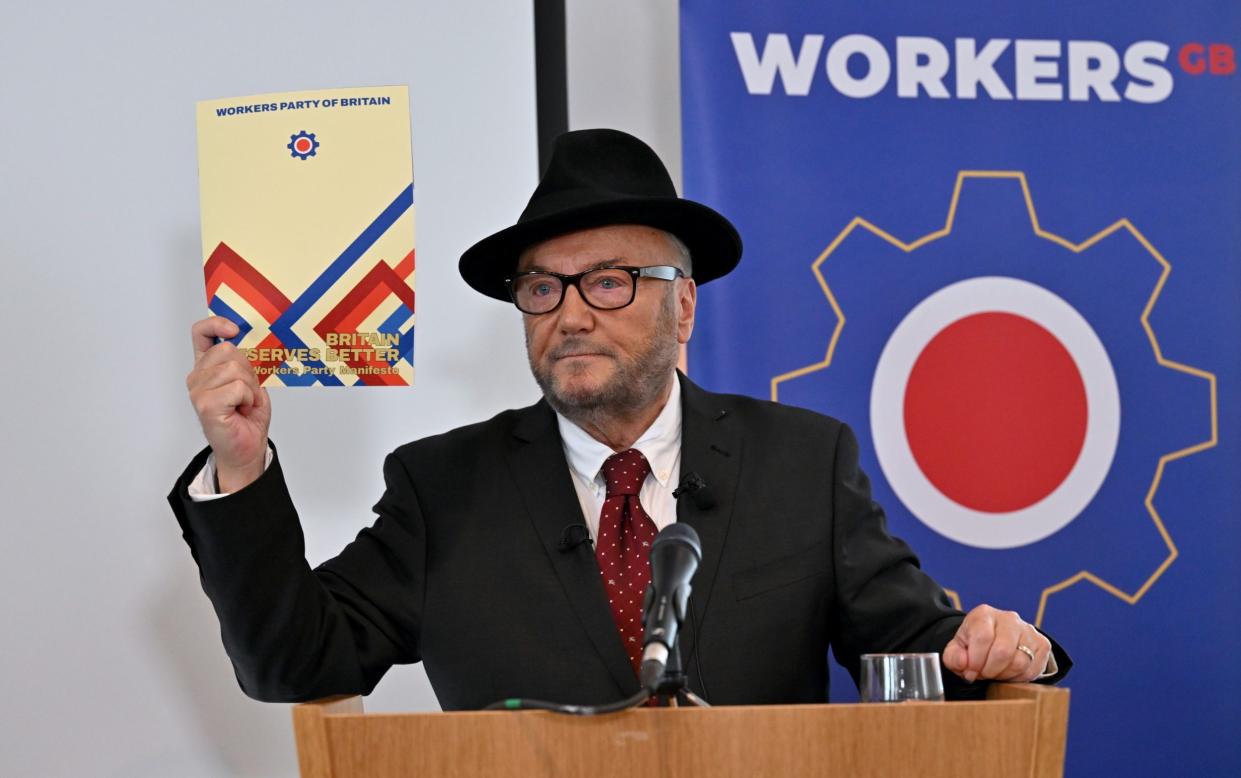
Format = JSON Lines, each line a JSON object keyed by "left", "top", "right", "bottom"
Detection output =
{"left": 517, "top": 224, "right": 697, "bottom": 417}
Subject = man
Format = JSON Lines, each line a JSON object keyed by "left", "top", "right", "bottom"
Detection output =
{"left": 171, "top": 129, "right": 1068, "bottom": 709}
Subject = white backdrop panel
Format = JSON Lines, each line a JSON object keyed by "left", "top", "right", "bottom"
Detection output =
{"left": 566, "top": 0, "right": 681, "bottom": 186}
{"left": 0, "top": 1, "right": 539, "bottom": 775}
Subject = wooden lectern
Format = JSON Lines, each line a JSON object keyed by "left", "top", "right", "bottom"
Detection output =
{"left": 293, "top": 683, "right": 1068, "bottom": 777}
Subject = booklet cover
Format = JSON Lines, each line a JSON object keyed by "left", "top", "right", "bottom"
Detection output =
{"left": 196, "top": 86, "right": 414, "bottom": 386}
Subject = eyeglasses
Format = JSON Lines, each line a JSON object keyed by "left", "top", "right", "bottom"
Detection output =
{"left": 506, "top": 265, "right": 685, "bottom": 314}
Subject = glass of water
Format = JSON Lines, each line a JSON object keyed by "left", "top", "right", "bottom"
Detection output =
{"left": 859, "top": 653, "right": 945, "bottom": 702}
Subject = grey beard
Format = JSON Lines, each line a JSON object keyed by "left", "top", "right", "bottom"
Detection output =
{"left": 528, "top": 295, "right": 679, "bottom": 426}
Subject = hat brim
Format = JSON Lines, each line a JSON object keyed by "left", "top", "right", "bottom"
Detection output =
{"left": 459, "top": 197, "right": 743, "bottom": 302}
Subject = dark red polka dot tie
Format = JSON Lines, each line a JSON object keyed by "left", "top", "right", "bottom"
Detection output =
{"left": 596, "top": 448, "right": 659, "bottom": 676}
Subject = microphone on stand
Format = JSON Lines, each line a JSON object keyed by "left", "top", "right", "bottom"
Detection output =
{"left": 638, "top": 523, "right": 702, "bottom": 692}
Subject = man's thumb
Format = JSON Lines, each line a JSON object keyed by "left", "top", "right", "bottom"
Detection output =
{"left": 942, "top": 641, "right": 967, "bottom": 672}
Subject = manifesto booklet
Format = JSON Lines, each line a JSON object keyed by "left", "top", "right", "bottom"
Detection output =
{"left": 196, "top": 86, "right": 414, "bottom": 387}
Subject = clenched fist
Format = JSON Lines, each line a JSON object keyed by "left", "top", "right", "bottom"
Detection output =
{"left": 942, "top": 604, "right": 1053, "bottom": 683}
{"left": 185, "top": 316, "right": 271, "bottom": 492}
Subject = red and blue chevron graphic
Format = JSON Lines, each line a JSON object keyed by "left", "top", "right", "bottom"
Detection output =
{"left": 203, "top": 184, "right": 414, "bottom": 386}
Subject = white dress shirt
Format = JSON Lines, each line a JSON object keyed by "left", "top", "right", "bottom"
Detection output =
{"left": 556, "top": 376, "right": 681, "bottom": 540}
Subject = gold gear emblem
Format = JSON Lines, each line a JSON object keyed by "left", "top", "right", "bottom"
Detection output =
{"left": 771, "top": 171, "right": 1218, "bottom": 626}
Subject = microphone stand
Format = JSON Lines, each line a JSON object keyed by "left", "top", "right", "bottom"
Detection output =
{"left": 486, "top": 523, "right": 709, "bottom": 714}
{"left": 649, "top": 639, "right": 710, "bottom": 708}
{"left": 484, "top": 637, "right": 709, "bottom": 713}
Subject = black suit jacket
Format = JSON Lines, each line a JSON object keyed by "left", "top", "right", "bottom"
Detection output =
{"left": 169, "top": 375, "right": 1068, "bottom": 709}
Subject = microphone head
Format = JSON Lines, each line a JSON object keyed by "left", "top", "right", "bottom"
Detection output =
{"left": 651, "top": 523, "right": 702, "bottom": 561}
{"left": 643, "top": 524, "right": 703, "bottom": 665}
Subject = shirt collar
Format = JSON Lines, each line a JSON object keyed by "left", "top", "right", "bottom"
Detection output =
{"left": 556, "top": 373, "right": 683, "bottom": 493}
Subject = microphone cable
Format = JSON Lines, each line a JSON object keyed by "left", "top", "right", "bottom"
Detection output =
{"left": 484, "top": 688, "right": 649, "bottom": 715}
{"left": 687, "top": 595, "right": 711, "bottom": 702}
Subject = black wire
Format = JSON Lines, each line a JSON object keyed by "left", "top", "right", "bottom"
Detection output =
{"left": 687, "top": 595, "right": 711, "bottom": 702}
{"left": 483, "top": 688, "right": 650, "bottom": 715}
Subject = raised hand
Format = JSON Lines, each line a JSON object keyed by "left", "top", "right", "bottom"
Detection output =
{"left": 186, "top": 316, "right": 271, "bottom": 492}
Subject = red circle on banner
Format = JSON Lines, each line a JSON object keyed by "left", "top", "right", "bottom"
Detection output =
{"left": 903, "top": 312, "right": 1088, "bottom": 513}
{"left": 295, "top": 138, "right": 312, "bottom": 153}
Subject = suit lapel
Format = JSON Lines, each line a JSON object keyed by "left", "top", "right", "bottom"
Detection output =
{"left": 675, "top": 374, "right": 742, "bottom": 673}
{"left": 505, "top": 401, "right": 639, "bottom": 696}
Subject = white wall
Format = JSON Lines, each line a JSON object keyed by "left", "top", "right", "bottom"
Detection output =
{"left": 566, "top": 0, "right": 682, "bottom": 187}
{"left": 0, "top": 2, "right": 539, "bottom": 775}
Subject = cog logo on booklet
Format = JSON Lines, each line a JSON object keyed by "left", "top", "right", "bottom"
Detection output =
{"left": 287, "top": 130, "right": 319, "bottom": 160}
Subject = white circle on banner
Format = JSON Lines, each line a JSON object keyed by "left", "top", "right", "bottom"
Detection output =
{"left": 870, "top": 276, "right": 1120, "bottom": 549}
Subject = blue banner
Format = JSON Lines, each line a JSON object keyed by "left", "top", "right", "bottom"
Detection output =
{"left": 681, "top": 2, "right": 1238, "bottom": 774}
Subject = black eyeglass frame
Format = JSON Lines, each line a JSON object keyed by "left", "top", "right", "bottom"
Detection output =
{"left": 505, "top": 265, "right": 685, "bottom": 314}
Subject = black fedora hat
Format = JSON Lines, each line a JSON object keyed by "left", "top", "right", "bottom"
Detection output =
{"left": 459, "top": 128, "right": 742, "bottom": 301}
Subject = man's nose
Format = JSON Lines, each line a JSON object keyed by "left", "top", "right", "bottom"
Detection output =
{"left": 556, "top": 283, "right": 595, "bottom": 332}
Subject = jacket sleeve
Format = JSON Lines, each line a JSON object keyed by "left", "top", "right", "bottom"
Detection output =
{"left": 825, "top": 423, "right": 1072, "bottom": 698}
{"left": 167, "top": 443, "right": 425, "bottom": 702}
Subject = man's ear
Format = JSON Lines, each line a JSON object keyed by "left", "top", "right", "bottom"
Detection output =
{"left": 676, "top": 278, "right": 697, "bottom": 345}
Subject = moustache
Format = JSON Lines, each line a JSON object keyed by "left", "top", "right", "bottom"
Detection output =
{"left": 548, "top": 339, "right": 617, "bottom": 360}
